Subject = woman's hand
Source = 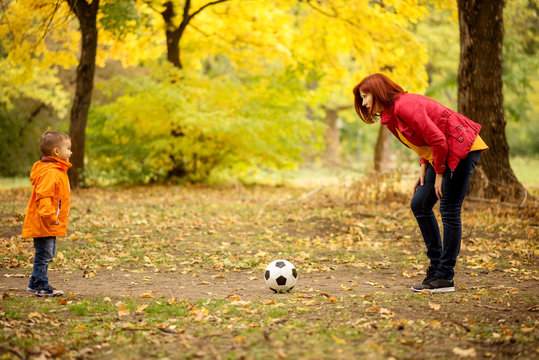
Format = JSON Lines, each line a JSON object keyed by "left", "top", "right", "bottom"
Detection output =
{"left": 413, "top": 164, "right": 428, "bottom": 194}
{"left": 435, "top": 173, "right": 444, "bottom": 200}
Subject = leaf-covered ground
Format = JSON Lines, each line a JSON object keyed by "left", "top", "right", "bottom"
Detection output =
{"left": 0, "top": 179, "right": 537, "bottom": 359}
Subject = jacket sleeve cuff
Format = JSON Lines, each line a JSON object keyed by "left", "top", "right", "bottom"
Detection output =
{"left": 419, "top": 157, "right": 428, "bottom": 166}
{"left": 434, "top": 163, "right": 447, "bottom": 174}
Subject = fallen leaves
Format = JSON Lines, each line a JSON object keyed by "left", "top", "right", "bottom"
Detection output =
{"left": 117, "top": 304, "right": 130, "bottom": 317}
{"left": 452, "top": 347, "right": 477, "bottom": 358}
{"left": 2, "top": 273, "right": 27, "bottom": 278}
{"left": 331, "top": 334, "right": 346, "bottom": 344}
{"left": 135, "top": 304, "right": 148, "bottom": 313}
{"left": 0, "top": 183, "right": 537, "bottom": 359}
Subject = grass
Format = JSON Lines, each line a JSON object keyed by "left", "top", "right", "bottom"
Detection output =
{"left": 0, "top": 159, "right": 537, "bottom": 359}
{"left": 0, "top": 177, "right": 29, "bottom": 189}
{"left": 510, "top": 155, "right": 539, "bottom": 188}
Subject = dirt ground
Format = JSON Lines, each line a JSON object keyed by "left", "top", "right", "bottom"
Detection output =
{"left": 2, "top": 265, "right": 537, "bottom": 300}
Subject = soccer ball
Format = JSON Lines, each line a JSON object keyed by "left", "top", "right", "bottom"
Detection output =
{"left": 264, "top": 260, "right": 298, "bottom": 293}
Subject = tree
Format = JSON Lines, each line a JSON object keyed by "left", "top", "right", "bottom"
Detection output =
{"left": 321, "top": 105, "right": 351, "bottom": 165}
{"left": 66, "top": 0, "right": 100, "bottom": 189}
{"left": 143, "top": 0, "right": 229, "bottom": 69}
{"left": 457, "top": 0, "right": 527, "bottom": 202}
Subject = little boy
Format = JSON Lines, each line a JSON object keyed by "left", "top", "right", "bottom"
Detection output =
{"left": 22, "top": 130, "right": 72, "bottom": 297}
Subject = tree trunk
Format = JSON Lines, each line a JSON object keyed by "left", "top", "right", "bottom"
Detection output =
{"left": 457, "top": 0, "right": 527, "bottom": 202}
{"left": 67, "top": 0, "right": 99, "bottom": 189}
{"left": 162, "top": 1, "right": 183, "bottom": 68}
{"left": 322, "top": 107, "right": 340, "bottom": 165}
{"left": 374, "top": 125, "right": 392, "bottom": 171}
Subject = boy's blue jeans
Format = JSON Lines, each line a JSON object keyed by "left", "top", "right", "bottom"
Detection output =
{"left": 410, "top": 151, "right": 481, "bottom": 281}
{"left": 29, "top": 236, "right": 57, "bottom": 290}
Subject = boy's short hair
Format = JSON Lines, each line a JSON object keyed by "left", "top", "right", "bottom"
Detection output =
{"left": 39, "top": 130, "right": 71, "bottom": 156}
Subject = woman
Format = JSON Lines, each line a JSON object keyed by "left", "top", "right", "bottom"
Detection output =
{"left": 353, "top": 73, "right": 488, "bottom": 293}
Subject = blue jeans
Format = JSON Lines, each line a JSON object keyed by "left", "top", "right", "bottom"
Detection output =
{"left": 29, "top": 236, "right": 57, "bottom": 290}
{"left": 410, "top": 151, "right": 480, "bottom": 280}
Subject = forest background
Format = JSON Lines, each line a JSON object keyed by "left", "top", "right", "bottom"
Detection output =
{"left": 0, "top": 1, "right": 538, "bottom": 359}
{"left": 0, "top": 0, "right": 537, "bottom": 189}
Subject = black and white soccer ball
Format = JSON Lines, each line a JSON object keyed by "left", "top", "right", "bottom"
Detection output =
{"left": 264, "top": 260, "right": 298, "bottom": 293}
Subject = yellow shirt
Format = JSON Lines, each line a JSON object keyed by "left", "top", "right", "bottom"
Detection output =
{"left": 395, "top": 129, "right": 488, "bottom": 165}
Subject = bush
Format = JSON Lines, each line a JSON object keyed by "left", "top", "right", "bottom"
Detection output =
{"left": 86, "top": 66, "right": 324, "bottom": 185}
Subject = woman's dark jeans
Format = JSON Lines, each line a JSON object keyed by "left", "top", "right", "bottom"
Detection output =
{"left": 29, "top": 236, "right": 57, "bottom": 290}
{"left": 410, "top": 151, "right": 481, "bottom": 280}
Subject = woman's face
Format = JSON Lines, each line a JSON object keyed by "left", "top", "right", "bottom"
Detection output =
{"left": 359, "top": 90, "right": 381, "bottom": 114}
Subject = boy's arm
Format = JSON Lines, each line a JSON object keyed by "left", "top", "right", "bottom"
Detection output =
{"left": 36, "top": 197, "right": 59, "bottom": 224}
{"left": 35, "top": 171, "right": 59, "bottom": 225}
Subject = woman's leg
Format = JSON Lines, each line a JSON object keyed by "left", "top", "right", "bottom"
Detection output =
{"left": 410, "top": 164, "right": 441, "bottom": 271}
{"left": 438, "top": 151, "right": 481, "bottom": 280}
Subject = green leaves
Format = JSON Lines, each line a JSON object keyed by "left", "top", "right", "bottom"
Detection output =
{"left": 86, "top": 65, "right": 324, "bottom": 184}
{"left": 99, "top": 0, "right": 141, "bottom": 39}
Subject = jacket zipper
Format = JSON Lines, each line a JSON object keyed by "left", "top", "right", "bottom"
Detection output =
{"left": 56, "top": 199, "right": 62, "bottom": 220}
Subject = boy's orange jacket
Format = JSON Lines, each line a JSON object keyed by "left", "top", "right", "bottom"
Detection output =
{"left": 22, "top": 156, "right": 72, "bottom": 238}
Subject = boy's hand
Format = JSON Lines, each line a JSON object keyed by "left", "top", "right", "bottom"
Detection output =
{"left": 51, "top": 220, "right": 60, "bottom": 225}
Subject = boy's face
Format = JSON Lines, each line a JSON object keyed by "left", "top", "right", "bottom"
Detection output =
{"left": 54, "top": 138, "right": 72, "bottom": 162}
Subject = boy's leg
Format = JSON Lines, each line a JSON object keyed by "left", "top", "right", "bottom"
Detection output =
{"left": 437, "top": 151, "right": 481, "bottom": 281}
{"left": 410, "top": 165, "right": 441, "bottom": 272}
{"left": 29, "top": 236, "right": 56, "bottom": 291}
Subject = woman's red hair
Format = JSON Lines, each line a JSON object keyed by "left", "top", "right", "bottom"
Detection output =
{"left": 352, "top": 73, "right": 405, "bottom": 124}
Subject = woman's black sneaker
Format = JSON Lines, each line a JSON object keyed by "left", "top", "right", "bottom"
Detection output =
{"left": 410, "top": 267, "right": 437, "bottom": 292}
{"left": 412, "top": 276, "right": 455, "bottom": 293}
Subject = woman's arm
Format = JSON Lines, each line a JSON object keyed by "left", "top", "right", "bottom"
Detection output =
{"left": 397, "top": 101, "right": 448, "bottom": 175}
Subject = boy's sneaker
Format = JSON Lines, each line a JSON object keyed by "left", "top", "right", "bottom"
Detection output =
{"left": 412, "top": 277, "right": 455, "bottom": 293}
{"left": 410, "top": 267, "right": 437, "bottom": 292}
{"left": 35, "top": 285, "right": 64, "bottom": 297}
{"left": 27, "top": 286, "right": 38, "bottom": 292}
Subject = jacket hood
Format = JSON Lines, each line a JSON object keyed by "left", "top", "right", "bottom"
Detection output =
{"left": 30, "top": 156, "right": 72, "bottom": 186}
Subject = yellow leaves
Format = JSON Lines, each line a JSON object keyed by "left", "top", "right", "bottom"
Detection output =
{"left": 401, "top": 270, "right": 421, "bottom": 278}
{"left": 228, "top": 294, "right": 252, "bottom": 307}
{"left": 0, "top": 0, "right": 74, "bottom": 111}
{"left": 452, "top": 347, "right": 477, "bottom": 358}
{"left": 365, "top": 305, "right": 394, "bottom": 318}
{"left": 117, "top": 303, "right": 130, "bottom": 317}
{"left": 28, "top": 312, "right": 42, "bottom": 320}
{"left": 2, "top": 273, "right": 26, "bottom": 278}
{"left": 190, "top": 307, "right": 210, "bottom": 322}
{"left": 83, "top": 269, "right": 97, "bottom": 278}
{"left": 365, "top": 280, "right": 385, "bottom": 288}
{"left": 135, "top": 304, "right": 148, "bottom": 314}
{"left": 140, "top": 291, "right": 156, "bottom": 298}
{"left": 331, "top": 334, "right": 346, "bottom": 344}
{"left": 520, "top": 325, "right": 535, "bottom": 333}
{"left": 429, "top": 302, "right": 441, "bottom": 311}
{"left": 233, "top": 336, "right": 245, "bottom": 343}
